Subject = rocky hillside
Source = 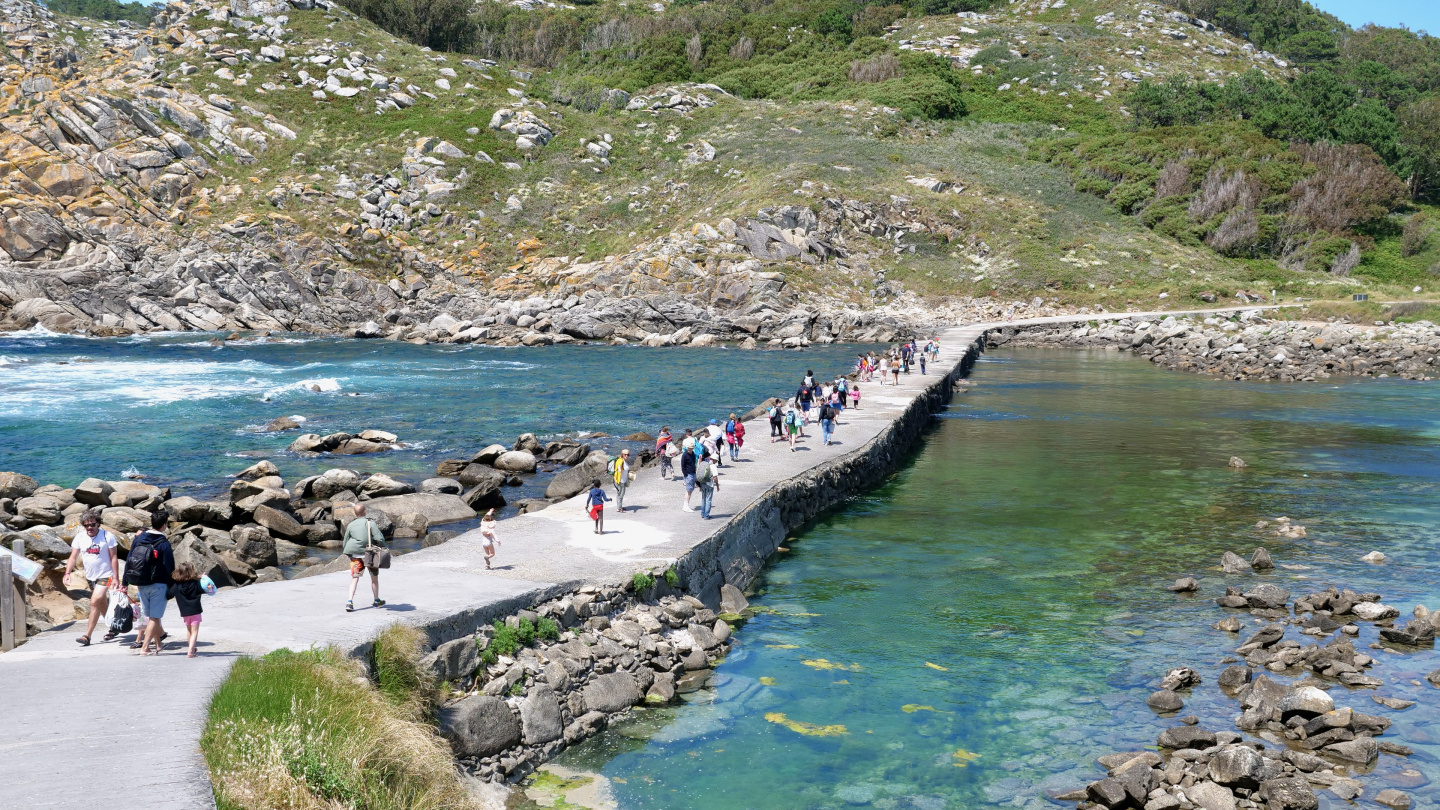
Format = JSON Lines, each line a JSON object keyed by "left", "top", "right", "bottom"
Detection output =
{"left": 1, "top": 0, "right": 1434, "bottom": 341}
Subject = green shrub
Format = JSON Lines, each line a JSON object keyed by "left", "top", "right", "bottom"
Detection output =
{"left": 537, "top": 616, "right": 561, "bottom": 641}
{"left": 515, "top": 617, "right": 537, "bottom": 647}
{"left": 632, "top": 571, "right": 656, "bottom": 591}
{"left": 487, "top": 620, "right": 521, "bottom": 660}
{"left": 968, "top": 44, "right": 1012, "bottom": 68}
{"left": 664, "top": 567, "right": 681, "bottom": 588}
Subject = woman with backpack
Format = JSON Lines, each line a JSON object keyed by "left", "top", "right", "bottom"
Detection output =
{"left": 124, "top": 510, "right": 175, "bottom": 655}
{"left": 768, "top": 404, "right": 784, "bottom": 443}
{"left": 784, "top": 406, "right": 801, "bottom": 451}
{"left": 342, "top": 503, "right": 387, "bottom": 613}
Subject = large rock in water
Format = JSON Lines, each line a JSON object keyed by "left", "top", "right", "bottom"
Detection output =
{"left": 1158, "top": 726, "right": 1216, "bottom": 750}
{"left": 582, "top": 671, "right": 641, "bottom": 713}
{"left": 232, "top": 524, "right": 278, "bottom": 569}
{"left": 1258, "top": 778, "right": 1318, "bottom": 810}
{"left": 546, "top": 453, "right": 610, "bottom": 500}
{"left": 1277, "top": 686, "right": 1333, "bottom": 719}
{"left": 1221, "top": 551, "right": 1248, "bottom": 574}
{"left": 73, "top": 478, "right": 113, "bottom": 506}
{"left": 1188, "top": 780, "right": 1238, "bottom": 810}
{"left": 363, "top": 493, "right": 476, "bottom": 525}
{"left": 358, "top": 474, "right": 413, "bottom": 498}
{"left": 520, "top": 683, "right": 564, "bottom": 745}
{"left": 492, "top": 450, "right": 537, "bottom": 473}
{"left": 0, "top": 472, "right": 38, "bottom": 500}
{"left": 1210, "top": 745, "right": 1262, "bottom": 788}
{"left": 438, "top": 695, "right": 521, "bottom": 757}
{"left": 458, "top": 464, "right": 506, "bottom": 489}
{"left": 172, "top": 535, "right": 235, "bottom": 589}
{"left": 421, "top": 637, "right": 478, "bottom": 684}
{"left": 252, "top": 504, "right": 305, "bottom": 539}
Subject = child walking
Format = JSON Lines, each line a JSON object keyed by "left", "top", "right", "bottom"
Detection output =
{"left": 587, "top": 479, "right": 612, "bottom": 534}
{"left": 169, "top": 562, "right": 204, "bottom": 658}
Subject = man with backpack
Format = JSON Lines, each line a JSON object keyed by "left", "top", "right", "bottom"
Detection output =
{"left": 768, "top": 404, "right": 783, "bottom": 443}
{"left": 610, "top": 448, "right": 636, "bottom": 511}
{"left": 124, "top": 510, "right": 174, "bottom": 655}
{"left": 342, "top": 503, "right": 387, "bottom": 612}
{"left": 696, "top": 448, "right": 721, "bottom": 519}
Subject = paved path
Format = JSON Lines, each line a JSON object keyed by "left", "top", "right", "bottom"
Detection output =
{"left": 0, "top": 305, "right": 1271, "bottom": 810}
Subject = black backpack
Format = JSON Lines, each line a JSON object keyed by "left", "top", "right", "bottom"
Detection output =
{"left": 123, "top": 533, "right": 164, "bottom": 587}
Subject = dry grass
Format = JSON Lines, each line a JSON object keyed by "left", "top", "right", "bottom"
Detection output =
{"left": 848, "top": 53, "right": 902, "bottom": 84}
{"left": 203, "top": 629, "right": 471, "bottom": 810}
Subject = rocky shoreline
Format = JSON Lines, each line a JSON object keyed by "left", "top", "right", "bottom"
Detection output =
{"left": 420, "top": 581, "right": 749, "bottom": 786}
{"left": 1066, "top": 541, "right": 1434, "bottom": 810}
{"left": 0, "top": 423, "right": 660, "bottom": 635}
{"left": 990, "top": 312, "right": 1440, "bottom": 382}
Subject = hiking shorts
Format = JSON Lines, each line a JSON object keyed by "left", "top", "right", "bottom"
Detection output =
{"left": 137, "top": 583, "right": 167, "bottom": 620}
{"left": 684, "top": 473, "right": 697, "bottom": 493}
{"left": 183, "top": 614, "right": 202, "bottom": 627}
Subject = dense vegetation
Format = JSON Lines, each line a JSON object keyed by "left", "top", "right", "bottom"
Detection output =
{"left": 44, "top": 0, "right": 157, "bottom": 23}
{"left": 1127, "top": 21, "right": 1440, "bottom": 199}
{"left": 1170, "top": 0, "right": 1347, "bottom": 65}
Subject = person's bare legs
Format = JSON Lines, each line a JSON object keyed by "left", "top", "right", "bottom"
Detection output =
{"left": 369, "top": 571, "right": 380, "bottom": 602}
{"left": 82, "top": 583, "right": 109, "bottom": 641}
{"left": 186, "top": 622, "right": 199, "bottom": 657}
{"left": 347, "top": 567, "right": 362, "bottom": 604}
{"left": 142, "top": 617, "right": 163, "bottom": 655}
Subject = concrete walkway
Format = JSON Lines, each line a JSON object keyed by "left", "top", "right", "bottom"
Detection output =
{"left": 0, "top": 305, "right": 1270, "bottom": 810}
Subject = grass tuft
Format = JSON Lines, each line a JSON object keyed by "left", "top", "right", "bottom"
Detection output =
{"left": 202, "top": 646, "right": 474, "bottom": 810}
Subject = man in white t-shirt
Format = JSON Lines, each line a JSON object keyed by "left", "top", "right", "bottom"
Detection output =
{"left": 63, "top": 507, "right": 122, "bottom": 646}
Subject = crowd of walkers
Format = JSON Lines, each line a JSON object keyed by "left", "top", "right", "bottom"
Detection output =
{"left": 63, "top": 507, "right": 209, "bottom": 656}
{"left": 855, "top": 339, "right": 940, "bottom": 384}
{"left": 605, "top": 337, "right": 941, "bottom": 525}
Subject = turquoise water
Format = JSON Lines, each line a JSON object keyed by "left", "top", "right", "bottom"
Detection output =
{"left": 557, "top": 347, "right": 1440, "bottom": 810}
{"left": 0, "top": 329, "right": 869, "bottom": 509}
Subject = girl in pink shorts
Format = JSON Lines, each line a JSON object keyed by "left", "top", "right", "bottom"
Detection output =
{"left": 169, "top": 562, "right": 205, "bottom": 658}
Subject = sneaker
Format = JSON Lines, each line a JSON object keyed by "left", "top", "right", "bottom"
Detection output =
{"left": 372, "top": 599, "right": 386, "bottom": 608}
{"left": 345, "top": 601, "right": 354, "bottom": 612}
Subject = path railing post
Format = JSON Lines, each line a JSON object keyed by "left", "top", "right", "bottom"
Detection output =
{"left": 1, "top": 554, "right": 14, "bottom": 651}
{"left": 11, "top": 539, "right": 25, "bottom": 646}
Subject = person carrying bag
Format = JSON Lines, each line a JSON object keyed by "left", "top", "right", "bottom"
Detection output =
{"left": 342, "top": 503, "right": 388, "bottom": 612}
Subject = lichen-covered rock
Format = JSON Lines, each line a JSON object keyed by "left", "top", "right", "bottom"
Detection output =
{"left": 439, "top": 695, "right": 521, "bottom": 758}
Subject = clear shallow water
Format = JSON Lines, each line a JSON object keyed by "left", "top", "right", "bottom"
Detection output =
{"left": 0, "top": 329, "right": 870, "bottom": 508}
{"left": 556, "top": 347, "right": 1440, "bottom": 810}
